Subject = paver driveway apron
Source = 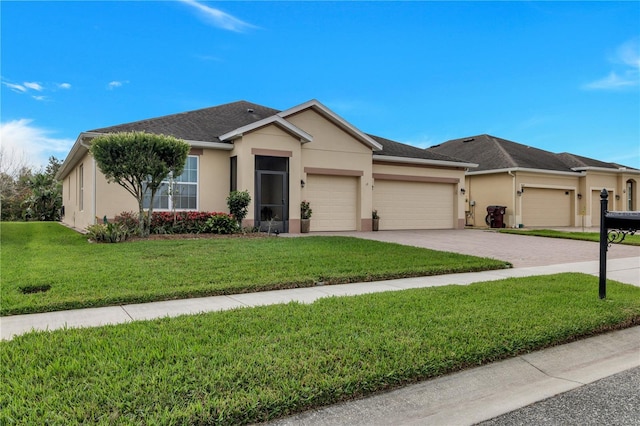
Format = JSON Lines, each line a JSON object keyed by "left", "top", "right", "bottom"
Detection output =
{"left": 315, "top": 228, "right": 640, "bottom": 268}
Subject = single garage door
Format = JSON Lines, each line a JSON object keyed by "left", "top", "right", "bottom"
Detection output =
{"left": 305, "top": 175, "right": 358, "bottom": 231}
{"left": 522, "top": 188, "right": 571, "bottom": 227}
{"left": 373, "top": 180, "right": 454, "bottom": 230}
{"left": 590, "top": 190, "right": 612, "bottom": 227}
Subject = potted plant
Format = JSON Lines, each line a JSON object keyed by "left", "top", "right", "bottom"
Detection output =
{"left": 300, "top": 200, "right": 312, "bottom": 233}
{"left": 372, "top": 210, "right": 380, "bottom": 231}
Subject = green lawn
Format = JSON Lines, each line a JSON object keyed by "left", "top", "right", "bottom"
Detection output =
{"left": 2, "top": 273, "right": 639, "bottom": 425}
{"left": 499, "top": 228, "right": 640, "bottom": 245}
{"left": 0, "top": 222, "right": 510, "bottom": 316}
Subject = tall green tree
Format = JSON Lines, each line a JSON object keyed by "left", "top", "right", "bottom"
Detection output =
{"left": 24, "top": 157, "right": 63, "bottom": 221}
{"left": 0, "top": 166, "right": 32, "bottom": 221}
{"left": 89, "top": 132, "right": 190, "bottom": 237}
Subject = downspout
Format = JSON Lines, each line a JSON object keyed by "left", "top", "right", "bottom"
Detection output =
{"left": 508, "top": 171, "right": 516, "bottom": 228}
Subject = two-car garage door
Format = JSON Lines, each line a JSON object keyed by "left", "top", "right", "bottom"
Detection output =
{"left": 373, "top": 180, "right": 454, "bottom": 230}
{"left": 305, "top": 175, "right": 456, "bottom": 231}
{"left": 522, "top": 188, "right": 572, "bottom": 227}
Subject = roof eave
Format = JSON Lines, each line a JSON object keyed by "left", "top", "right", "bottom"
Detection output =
{"left": 55, "top": 132, "right": 101, "bottom": 180}
{"left": 373, "top": 154, "right": 477, "bottom": 169}
{"left": 468, "top": 167, "right": 586, "bottom": 177}
{"left": 278, "top": 99, "right": 383, "bottom": 151}
{"left": 571, "top": 166, "right": 640, "bottom": 174}
{"left": 184, "top": 140, "right": 234, "bottom": 150}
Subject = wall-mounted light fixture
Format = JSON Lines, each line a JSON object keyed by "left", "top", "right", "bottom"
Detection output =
{"left": 300, "top": 179, "right": 305, "bottom": 188}
{"left": 615, "top": 194, "right": 620, "bottom": 200}
{"left": 460, "top": 188, "right": 466, "bottom": 195}
{"left": 516, "top": 190, "right": 523, "bottom": 196}
{"left": 577, "top": 193, "right": 582, "bottom": 199}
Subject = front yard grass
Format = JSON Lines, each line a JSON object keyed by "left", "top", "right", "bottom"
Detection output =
{"left": 499, "top": 228, "right": 640, "bottom": 246}
{"left": 2, "top": 273, "right": 639, "bottom": 425}
{"left": 0, "top": 222, "right": 510, "bottom": 316}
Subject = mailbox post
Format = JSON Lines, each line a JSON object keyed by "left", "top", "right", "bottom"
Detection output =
{"left": 598, "top": 189, "right": 640, "bottom": 299}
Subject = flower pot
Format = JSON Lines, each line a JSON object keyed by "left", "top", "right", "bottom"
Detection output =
{"left": 300, "top": 218, "right": 310, "bottom": 233}
{"left": 372, "top": 218, "right": 379, "bottom": 231}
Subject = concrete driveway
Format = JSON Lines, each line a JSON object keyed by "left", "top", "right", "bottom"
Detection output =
{"left": 316, "top": 228, "right": 640, "bottom": 268}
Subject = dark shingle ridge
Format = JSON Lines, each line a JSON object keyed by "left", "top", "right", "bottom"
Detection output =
{"left": 428, "top": 134, "right": 625, "bottom": 173}
{"left": 369, "top": 134, "right": 472, "bottom": 164}
{"left": 89, "top": 101, "right": 280, "bottom": 143}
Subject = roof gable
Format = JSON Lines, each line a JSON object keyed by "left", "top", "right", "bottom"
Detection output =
{"left": 278, "top": 100, "right": 383, "bottom": 151}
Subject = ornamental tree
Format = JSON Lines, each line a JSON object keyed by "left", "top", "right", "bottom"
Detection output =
{"left": 89, "top": 132, "right": 190, "bottom": 237}
{"left": 226, "top": 190, "right": 251, "bottom": 227}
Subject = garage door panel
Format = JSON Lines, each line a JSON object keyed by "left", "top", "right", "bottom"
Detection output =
{"left": 306, "top": 175, "right": 358, "bottom": 231}
{"left": 522, "top": 188, "right": 571, "bottom": 227}
{"left": 374, "top": 181, "right": 454, "bottom": 230}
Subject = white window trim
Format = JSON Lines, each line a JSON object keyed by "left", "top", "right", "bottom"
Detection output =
{"left": 144, "top": 155, "right": 199, "bottom": 212}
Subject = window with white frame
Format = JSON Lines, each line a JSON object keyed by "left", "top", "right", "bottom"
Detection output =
{"left": 143, "top": 156, "right": 198, "bottom": 210}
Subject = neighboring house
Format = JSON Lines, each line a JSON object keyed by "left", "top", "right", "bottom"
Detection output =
{"left": 428, "top": 134, "right": 639, "bottom": 228}
{"left": 57, "top": 99, "right": 475, "bottom": 233}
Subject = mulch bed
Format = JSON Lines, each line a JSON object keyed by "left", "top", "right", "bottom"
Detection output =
{"left": 129, "top": 232, "right": 271, "bottom": 242}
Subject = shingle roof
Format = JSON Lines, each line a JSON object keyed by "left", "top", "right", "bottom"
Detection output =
{"left": 369, "top": 134, "right": 472, "bottom": 164}
{"left": 556, "top": 152, "right": 623, "bottom": 169}
{"left": 427, "top": 134, "right": 626, "bottom": 173}
{"left": 89, "top": 101, "right": 279, "bottom": 143}
{"left": 87, "top": 100, "right": 475, "bottom": 165}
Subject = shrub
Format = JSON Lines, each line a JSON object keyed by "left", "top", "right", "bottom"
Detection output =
{"left": 227, "top": 190, "right": 251, "bottom": 226}
{"left": 149, "top": 211, "right": 215, "bottom": 234}
{"left": 301, "top": 200, "right": 312, "bottom": 219}
{"left": 114, "top": 211, "right": 140, "bottom": 235}
{"left": 86, "top": 222, "right": 130, "bottom": 243}
{"left": 204, "top": 213, "right": 239, "bottom": 234}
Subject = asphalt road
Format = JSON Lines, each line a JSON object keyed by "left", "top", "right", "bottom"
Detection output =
{"left": 477, "top": 366, "right": 640, "bottom": 426}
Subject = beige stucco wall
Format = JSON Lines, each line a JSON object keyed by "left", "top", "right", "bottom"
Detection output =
{"left": 466, "top": 173, "right": 513, "bottom": 227}
{"left": 467, "top": 169, "right": 639, "bottom": 228}
{"left": 290, "top": 109, "right": 375, "bottom": 231}
{"left": 198, "top": 150, "right": 232, "bottom": 212}
{"left": 60, "top": 152, "right": 98, "bottom": 231}
{"left": 61, "top": 149, "right": 234, "bottom": 231}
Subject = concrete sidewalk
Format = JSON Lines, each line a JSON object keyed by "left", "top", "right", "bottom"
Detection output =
{"left": 2, "top": 256, "right": 638, "bottom": 340}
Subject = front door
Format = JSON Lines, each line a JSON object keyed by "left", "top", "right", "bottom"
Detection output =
{"left": 255, "top": 156, "right": 288, "bottom": 233}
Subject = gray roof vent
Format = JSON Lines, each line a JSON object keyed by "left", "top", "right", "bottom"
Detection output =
{"left": 463, "top": 138, "right": 475, "bottom": 143}
{"left": 247, "top": 108, "right": 254, "bottom": 113}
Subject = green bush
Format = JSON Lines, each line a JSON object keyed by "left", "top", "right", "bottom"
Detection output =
{"left": 114, "top": 211, "right": 140, "bottom": 235}
{"left": 204, "top": 213, "right": 239, "bottom": 234}
{"left": 86, "top": 222, "right": 130, "bottom": 243}
{"left": 227, "top": 190, "right": 251, "bottom": 225}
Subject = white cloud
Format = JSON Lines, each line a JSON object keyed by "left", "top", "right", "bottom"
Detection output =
{"left": 23, "top": 82, "right": 44, "bottom": 91}
{"left": 0, "top": 119, "right": 74, "bottom": 170}
{"left": 583, "top": 37, "right": 640, "bottom": 90}
{"left": 179, "top": 0, "right": 257, "bottom": 32}
{"left": 2, "top": 79, "right": 73, "bottom": 97}
{"left": 2, "top": 81, "right": 27, "bottom": 93}
{"left": 583, "top": 71, "right": 637, "bottom": 90}
{"left": 107, "top": 80, "right": 128, "bottom": 90}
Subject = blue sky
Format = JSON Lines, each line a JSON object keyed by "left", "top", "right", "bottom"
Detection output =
{"left": 2, "top": 1, "right": 639, "bottom": 170}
